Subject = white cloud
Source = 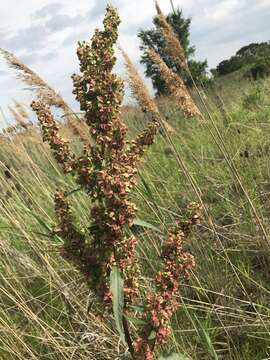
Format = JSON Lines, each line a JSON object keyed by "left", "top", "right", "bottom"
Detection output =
{"left": 33, "top": 2, "right": 64, "bottom": 18}
{"left": 209, "top": 0, "right": 238, "bottom": 20}
{"left": 0, "top": 0, "right": 270, "bottom": 118}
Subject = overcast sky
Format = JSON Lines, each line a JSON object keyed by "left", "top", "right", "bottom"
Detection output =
{"left": 0, "top": 0, "right": 270, "bottom": 123}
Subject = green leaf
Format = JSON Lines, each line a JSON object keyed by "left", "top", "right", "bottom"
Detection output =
{"left": 110, "top": 266, "right": 126, "bottom": 345}
{"left": 128, "top": 304, "right": 147, "bottom": 312}
{"left": 133, "top": 218, "right": 161, "bottom": 233}
{"left": 124, "top": 315, "right": 147, "bottom": 326}
{"left": 138, "top": 172, "right": 160, "bottom": 211}
{"left": 61, "top": 112, "right": 84, "bottom": 118}
{"left": 148, "top": 330, "right": 156, "bottom": 340}
{"left": 193, "top": 316, "right": 218, "bottom": 360}
{"left": 138, "top": 172, "right": 154, "bottom": 200}
{"left": 25, "top": 209, "right": 52, "bottom": 232}
{"left": 158, "top": 354, "right": 191, "bottom": 360}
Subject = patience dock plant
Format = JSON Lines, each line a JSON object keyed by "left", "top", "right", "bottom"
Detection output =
{"left": 31, "top": 5, "right": 199, "bottom": 360}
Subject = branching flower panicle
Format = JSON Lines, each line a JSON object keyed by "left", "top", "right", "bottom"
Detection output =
{"left": 148, "top": 227, "right": 195, "bottom": 344}
{"left": 31, "top": 5, "right": 158, "bottom": 306}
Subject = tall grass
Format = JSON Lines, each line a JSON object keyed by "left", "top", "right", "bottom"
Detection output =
{"left": 0, "top": 2, "right": 270, "bottom": 360}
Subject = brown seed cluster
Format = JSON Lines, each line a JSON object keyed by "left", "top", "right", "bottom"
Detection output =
{"left": 31, "top": 101, "right": 75, "bottom": 173}
{"left": 147, "top": 49, "right": 201, "bottom": 117}
{"left": 54, "top": 191, "right": 88, "bottom": 269}
{"left": 148, "top": 227, "right": 195, "bottom": 344}
{"left": 134, "top": 203, "right": 200, "bottom": 359}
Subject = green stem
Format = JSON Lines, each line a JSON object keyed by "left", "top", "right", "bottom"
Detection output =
{"left": 122, "top": 315, "right": 135, "bottom": 358}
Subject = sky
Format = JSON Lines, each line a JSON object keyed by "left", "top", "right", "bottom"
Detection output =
{"left": 0, "top": 0, "right": 270, "bottom": 124}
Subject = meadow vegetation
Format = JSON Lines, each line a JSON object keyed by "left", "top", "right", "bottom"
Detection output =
{"left": 1, "top": 2, "right": 270, "bottom": 360}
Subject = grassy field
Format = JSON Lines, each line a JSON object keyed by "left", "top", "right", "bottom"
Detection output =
{"left": 1, "top": 66, "right": 270, "bottom": 359}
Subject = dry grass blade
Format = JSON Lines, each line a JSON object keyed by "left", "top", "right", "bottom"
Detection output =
{"left": 120, "top": 47, "right": 175, "bottom": 134}
{"left": 13, "top": 100, "right": 30, "bottom": 120}
{"left": 8, "top": 106, "right": 29, "bottom": 130}
{"left": 2, "top": 125, "right": 18, "bottom": 135}
{"left": 67, "top": 117, "right": 90, "bottom": 145}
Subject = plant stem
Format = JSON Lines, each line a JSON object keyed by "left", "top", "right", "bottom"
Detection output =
{"left": 122, "top": 315, "right": 135, "bottom": 358}
{"left": 170, "top": 0, "right": 175, "bottom": 13}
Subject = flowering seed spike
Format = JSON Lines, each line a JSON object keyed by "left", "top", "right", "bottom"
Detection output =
{"left": 71, "top": 5, "right": 151, "bottom": 303}
{"left": 147, "top": 49, "right": 201, "bottom": 117}
{"left": 134, "top": 204, "right": 200, "bottom": 358}
{"left": 154, "top": 2, "right": 188, "bottom": 70}
{"left": 0, "top": 48, "right": 71, "bottom": 114}
{"left": 121, "top": 47, "right": 175, "bottom": 134}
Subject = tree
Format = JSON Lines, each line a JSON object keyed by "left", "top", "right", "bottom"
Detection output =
{"left": 213, "top": 41, "right": 270, "bottom": 77}
{"left": 138, "top": 8, "right": 208, "bottom": 95}
{"left": 215, "top": 57, "right": 245, "bottom": 76}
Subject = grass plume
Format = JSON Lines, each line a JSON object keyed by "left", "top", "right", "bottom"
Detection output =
{"left": 147, "top": 48, "right": 201, "bottom": 117}
{"left": 121, "top": 48, "right": 175, "bottom": 134}
{"left": 0, "top": 48, "right": 70, "bottom": 113}
{"left": 155, "top": 1, "right": 188, "bottom": 70}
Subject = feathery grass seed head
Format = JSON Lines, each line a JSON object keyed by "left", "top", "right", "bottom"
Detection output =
{"left": 121, "top": 48, "right": 175, "bottom": 134}
{"left": 147, "top": 48, "right": 201, "bottom": 117}
{"left": 155, "top": 1, "right": 187, "bottom": 69}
